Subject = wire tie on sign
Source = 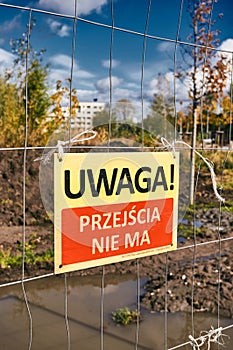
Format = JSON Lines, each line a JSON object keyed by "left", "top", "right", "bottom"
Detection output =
{"left": 34, "top": 130, "right": 97, "bottom": 164}
{"left": 160, "top": 137, "right": 176, "bottom": 159}
{"left": 160, "top": 137, "right": 225, "bottom": 203}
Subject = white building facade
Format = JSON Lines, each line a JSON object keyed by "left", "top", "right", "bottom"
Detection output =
{"left": 61, "top": 101, "right": 105, "bottom": 129}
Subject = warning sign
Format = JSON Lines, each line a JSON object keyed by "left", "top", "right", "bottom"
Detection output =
{"left": 54, "top": 152, "right": 179, "bottom": 273}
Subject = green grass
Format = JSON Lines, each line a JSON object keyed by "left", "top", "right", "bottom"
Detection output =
{"left": 222, "top": 201, "right": 233, "bottom": 213}
{"left": 178, "top": 223, "right": 203, "bottom": 238}
{"left": 112, "top": 307, "right": 141, "bottom": 326}
{"left": 0, "top": 235, "right": 54, "bottom": 268}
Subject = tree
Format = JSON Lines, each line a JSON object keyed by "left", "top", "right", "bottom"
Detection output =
{"left": 179, "top": 0, "right": 230, "bottom": 203}
{"left": 144, "top": 74, "right": 174, "bottom": 139}
{"left": 114, "top": 99, "right": 135, "bottom": 122}
{"left": 217, "top": 85, "right": 233, "bottom": 142}
{"left": 184, "top": 1, "right": 227, "bottom": 116}
{"left": 49, "top": 79, "right": 79, "bottom": 133}
{"left": 92, "top": 103, "right": 154, "bottom": 146}
{"left": 92, "top": 104, "right": 116, "bottom": 143}
{"left": 0, "top": 20, "right": 79, "bottom": 148}
{"left": 177, "top": 0, "right": 230, "bottom": 131}
{"left": 0, "top": 76, "right": 24, "bottom": 147}
{"left": 1, "top": 21, "right": 53, "bottom": 147}
{"left": 92, "top": 104, "right": 116, "bottom": 127}
{"left": 26, "top": 60, "right": 52, "bottom": 143}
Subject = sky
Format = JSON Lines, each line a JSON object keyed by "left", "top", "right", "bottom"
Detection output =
{"left": 0, "top": 0, "right": 232, "bottom": 113}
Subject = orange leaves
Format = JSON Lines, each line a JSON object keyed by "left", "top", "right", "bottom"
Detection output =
{"left": 204, "top": 54, "right": 231, "bottom": 100}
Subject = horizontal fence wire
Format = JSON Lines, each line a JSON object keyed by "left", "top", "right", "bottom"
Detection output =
{"left": 0, "top": 146, "right": 233, "bottom": 152}
{"left": 0, "top": 2, "right": 233, "bottom": 54}
{"left": 0, "top": 235, "right": 232, "bottom": 290}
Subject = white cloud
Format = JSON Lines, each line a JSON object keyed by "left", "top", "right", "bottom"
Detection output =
{"left": 49, "top": 54, "right": 94, "bottom": 82}
{"left": 157, "top": 41, "right": 175, "bottom": 53}
{"left": 147, "top": 70, "right": 190, "bottom": 102}
{"left": 47, "top": 19, "right": 71, "bottom": 37}
{"left": 0, "top": 14, "right": 21, "bottom": 44}
{"left": 76, "top": 88, "right": 98, "bottom": 101}
{"left": 146, "top": 37, "right": 233, "bottom": 104}
{"left": 125, "top": 82, "right": 139, "bottom": 89}
{"left": 0, "top": 48, "right": 14, "bottom": 73}
{"left": 112, "top": 87, "right": 140, "bottom": 102}
{"left": 0, "top": 14, "right": 21, "bottom": 33}
{"left": 49, "top": 68, "right": 72, "bottom": 84}
{"left": 120, "top": 59, "right": 173, "bottom": 84}
{"left": 49, "top": 54, "right": 95, "bottom": 98}
{"left": 38, "top": 0, "right": 108, "bottom": 16}
{"left": 146, "top": 39, "right": 233, "bottom": 104}
{"left": 102, "top": 59, "right": 120, "bottom": 69}
{"left": 148, "top": 72, "right": 174, "bottom": 98}
{"left": 54, "top": 37, "right": 233, "bottom": 108}
{"left": 219, "top": 38, "right": 233, "bottom": 53}
{"left": 50, "top": 54, "right": 74, "bottom": 68}
{"left": 95, "top": 76, "right": 122, "bottom": 93}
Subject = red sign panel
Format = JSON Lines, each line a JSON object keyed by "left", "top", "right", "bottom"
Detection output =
{"left": 61, "top": 198, "right": 173, "bottom": 267}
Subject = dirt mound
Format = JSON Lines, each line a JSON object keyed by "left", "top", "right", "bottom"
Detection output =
{"left": 0, "top": 150, "right": 232, "bottom": 318}
{"left": 0, "top": 150, "right": 50, "bottom": 226}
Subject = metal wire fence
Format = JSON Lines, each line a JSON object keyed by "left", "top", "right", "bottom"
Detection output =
{"left": 0, "top": 1, "right": 232, "bottom": 349}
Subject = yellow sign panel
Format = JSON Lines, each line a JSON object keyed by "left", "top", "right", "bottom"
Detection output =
{"left": 54, "top": 152, "right": 179, "bottom": 274}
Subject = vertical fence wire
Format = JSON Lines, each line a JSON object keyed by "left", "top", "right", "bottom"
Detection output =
{"left": 100, "top": 1, "right": 115, "bottom": 348}
{"left": 67, "top": 0, "right": 77, "bottom": 147}
{"left": 217, "top": 191, "right": 223, "bottom": 350}
{"left": 135, "top": 259, "right": 140, "bottom": 350}
{"left": 229, "top": 53, "right": 233, "bottom": 147}
{"left": 140, "top": 0, "right": 151, "bottom": 150}
{"left": 221, "top": 60, "right": 233, "bottom": 341}
{"left": 199, "top": 0, "right": 215, "bottom": 145}
{"left": 190, "top": 165, "right": 199, "bottom": 339}
{"left": 64, "top": 273, "right": 71, "bottom": 350}
{"left": 164, "top": 1, "right": 183, "bottom": 347}
{"left": 63, "top": 1, "right": 78, "bottom": 348}
{"left": 21, "top": 9, "right": 33, "bottom": 350}
{"left": 190, "top": 0, "right": 215, "bottom": 339}
{"left": 164, "top": 252, "right": 169, "bottom": 350}
{"left": 134, "top": 2, "right": 152, "bottom": 348}
{"left": 107, "top": 0, "right": 114, "bottom": 147}
{"left": 173, "top": 0, "right": 184, "bottom": 141}
{"left": 163, "top": 1, "right": 184, "bottom": 347}
{"left": 100, "top": 265, "right": 105, "bottom": 350}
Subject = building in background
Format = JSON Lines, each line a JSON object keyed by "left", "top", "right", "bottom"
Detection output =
{"left": 63, "top": 100, "right": 105, "bottom": 129}
{"left": 49, "top": 99, "right": 105, "bottom": 130}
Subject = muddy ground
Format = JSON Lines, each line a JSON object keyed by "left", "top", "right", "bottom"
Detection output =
{"left": 0, "top": 150, "right": 232, "bottom": 318}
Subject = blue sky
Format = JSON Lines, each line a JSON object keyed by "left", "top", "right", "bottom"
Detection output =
{"left": 0, "top": 0, "right": 232, "bottom": 110}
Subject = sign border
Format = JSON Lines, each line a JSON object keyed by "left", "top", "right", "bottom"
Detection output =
{"left": 54, "top": 151, "right": 179, "bottom": 274}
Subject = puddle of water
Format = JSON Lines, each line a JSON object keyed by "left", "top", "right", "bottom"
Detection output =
{"left": 0, "top": 275, "right": 232, "bottom": 350}
{"left": 177, "top": 236, "right": 186, "bottom": 243}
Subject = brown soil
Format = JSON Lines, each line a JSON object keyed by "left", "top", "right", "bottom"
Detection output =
{"left": 0, "top": 150, "right": 232, "bottom": 318}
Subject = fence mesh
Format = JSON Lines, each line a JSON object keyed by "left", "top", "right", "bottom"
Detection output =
{"left": 0, "top": 1, "right": 232, "bottom": 349}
